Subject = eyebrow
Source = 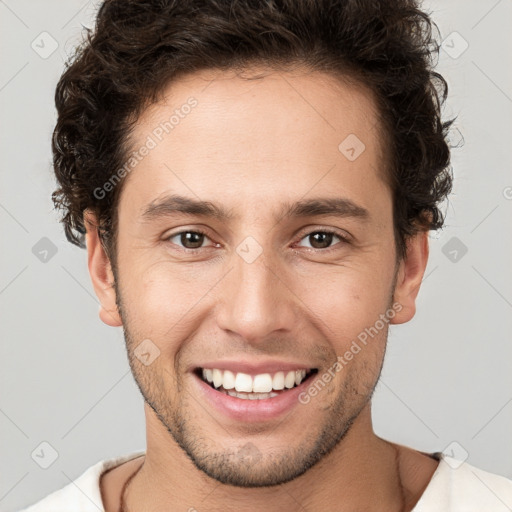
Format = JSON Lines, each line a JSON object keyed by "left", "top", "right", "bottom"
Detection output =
{"left": 140, "top": 194, "right": 370, "bottom": 223}
{"left": 280, "top": 197, "right": 369, "bottom": 221}
{"left": 141, "top": 195, "right": 236, "bottom": 222}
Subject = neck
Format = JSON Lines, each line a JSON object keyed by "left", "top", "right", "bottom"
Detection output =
{"left": 121, "top": 405, "right": 410, "bottom": 512}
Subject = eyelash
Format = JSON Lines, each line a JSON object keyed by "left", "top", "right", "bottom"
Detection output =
{"left": 164, "top": 228, "right": 350, "bottom": 253}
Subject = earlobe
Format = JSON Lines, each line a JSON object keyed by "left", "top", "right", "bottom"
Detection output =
{"left": 390, "top": 231, "right": 429, "bottom": 325}
{"left": 84, "top": 209, "right": 122, "bottom": 327}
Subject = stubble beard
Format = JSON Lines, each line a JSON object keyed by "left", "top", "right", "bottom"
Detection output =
{"left": 112, "top": 268, "right": 389, "bottom": 488}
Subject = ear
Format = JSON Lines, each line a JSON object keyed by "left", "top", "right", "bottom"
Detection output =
{"left": 390, "top": 230, "right": 429, "bottom": 325}
{"left": 84, "top": 209, "right": 122, "bottom": 327}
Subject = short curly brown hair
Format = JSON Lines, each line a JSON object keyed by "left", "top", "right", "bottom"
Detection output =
{"left": 52, "top": 0, "right": 453, "bottom": 265}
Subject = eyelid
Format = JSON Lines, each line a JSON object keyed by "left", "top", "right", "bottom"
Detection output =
{"left": 164, "top": 227, "right": 219, "bottom": 250}
{"left": 295, "top": 226, "right": 352, "bottom": 244}
{"left": 164, "top": 226, "right": 352, "bottom": 252}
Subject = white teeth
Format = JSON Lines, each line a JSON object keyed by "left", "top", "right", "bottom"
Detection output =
{"left": 295, "top": 370, "right": 306, "bottom": 385}
{"left": 284, "top": 371, "right": 296, "bottom": 389}
{"left": 226, "top": 390, "right": 279, "bottom": 400}
{"left": 222, "top": 370, "right": 235, "bottom": 390}
{"left": 212, "top": 368, "right": 223, "bottom": 388}
{"left": 234, "top": 372, "right": 253, "bottom": 392}
{"left": 253, "top": 373, "right": 273, "bottom": 393}
{"left": 272, "top": 371, "right": 285, "bottom": 390}
{"left": 201, "top": 368, "right": 311, "bottom": 394}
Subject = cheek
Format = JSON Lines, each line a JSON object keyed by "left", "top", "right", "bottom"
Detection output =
{"left": 118, "top": 261, "right": 220, "bottom": 342}
{"left": 296, "top": 261, "right": 394, "bottom": 340}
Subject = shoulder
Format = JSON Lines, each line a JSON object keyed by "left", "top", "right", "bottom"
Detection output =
{"left": 19, "top": 451, "right": 145, "bottom": 512}
{"left": 414, "top": 453, "right": 512, "bottom": 511}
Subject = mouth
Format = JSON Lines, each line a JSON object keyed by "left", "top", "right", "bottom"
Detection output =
{"left": 194, "top": 367, "right": 319, "bottom": 400}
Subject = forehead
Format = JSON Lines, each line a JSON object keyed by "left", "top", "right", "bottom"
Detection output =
{"left": 120, "top": 67, "right": 389, "bottom": 220}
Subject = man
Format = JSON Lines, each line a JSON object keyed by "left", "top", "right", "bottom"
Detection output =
{"left": 22, "top": 0, "right": 512, "bottom": 511}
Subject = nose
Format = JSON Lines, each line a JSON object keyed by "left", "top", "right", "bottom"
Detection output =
{"left": 215, "top": 251, "right": 297, "bottom": 345}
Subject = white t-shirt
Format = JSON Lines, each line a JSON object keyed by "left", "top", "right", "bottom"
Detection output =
{"left": 20, "top": 450, "right": 512, "bottom": 511}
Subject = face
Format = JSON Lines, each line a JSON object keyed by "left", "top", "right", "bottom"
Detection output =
{"left": 87, "top": 67, "right": 427, "bottom": 487}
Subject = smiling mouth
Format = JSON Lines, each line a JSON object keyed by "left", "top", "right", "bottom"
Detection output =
{"left": 195, "top": 367, "right": 319, "bottom": 400}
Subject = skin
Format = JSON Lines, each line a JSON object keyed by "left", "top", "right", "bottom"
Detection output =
{"left": 85, "top": 67, "right": 438, "bottom": 511}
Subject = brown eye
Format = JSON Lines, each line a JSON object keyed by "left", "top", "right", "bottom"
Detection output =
{"left": 309, "top": 232, "right": 334, "bottom": 249}
{"left": 168, "top": 231, "right": 208, "bottom": 249}
{"left": 297, "top": 230, "right": 345, "bottom": 250}
{"left": 181, "top": 232, "right": 205, "bottom": 248}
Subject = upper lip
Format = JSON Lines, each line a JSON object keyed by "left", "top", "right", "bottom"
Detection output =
{"left": 193, "top": 360, "right": 316, "bottom": 375}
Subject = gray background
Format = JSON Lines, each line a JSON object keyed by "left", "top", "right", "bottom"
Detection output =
{"left": 1, "top": 0, "right": 511, "bottom": 510}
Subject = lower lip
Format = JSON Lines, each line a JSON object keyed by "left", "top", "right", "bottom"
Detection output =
{"left": 193, "top": 373, "right": 314, "bottom": 422}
